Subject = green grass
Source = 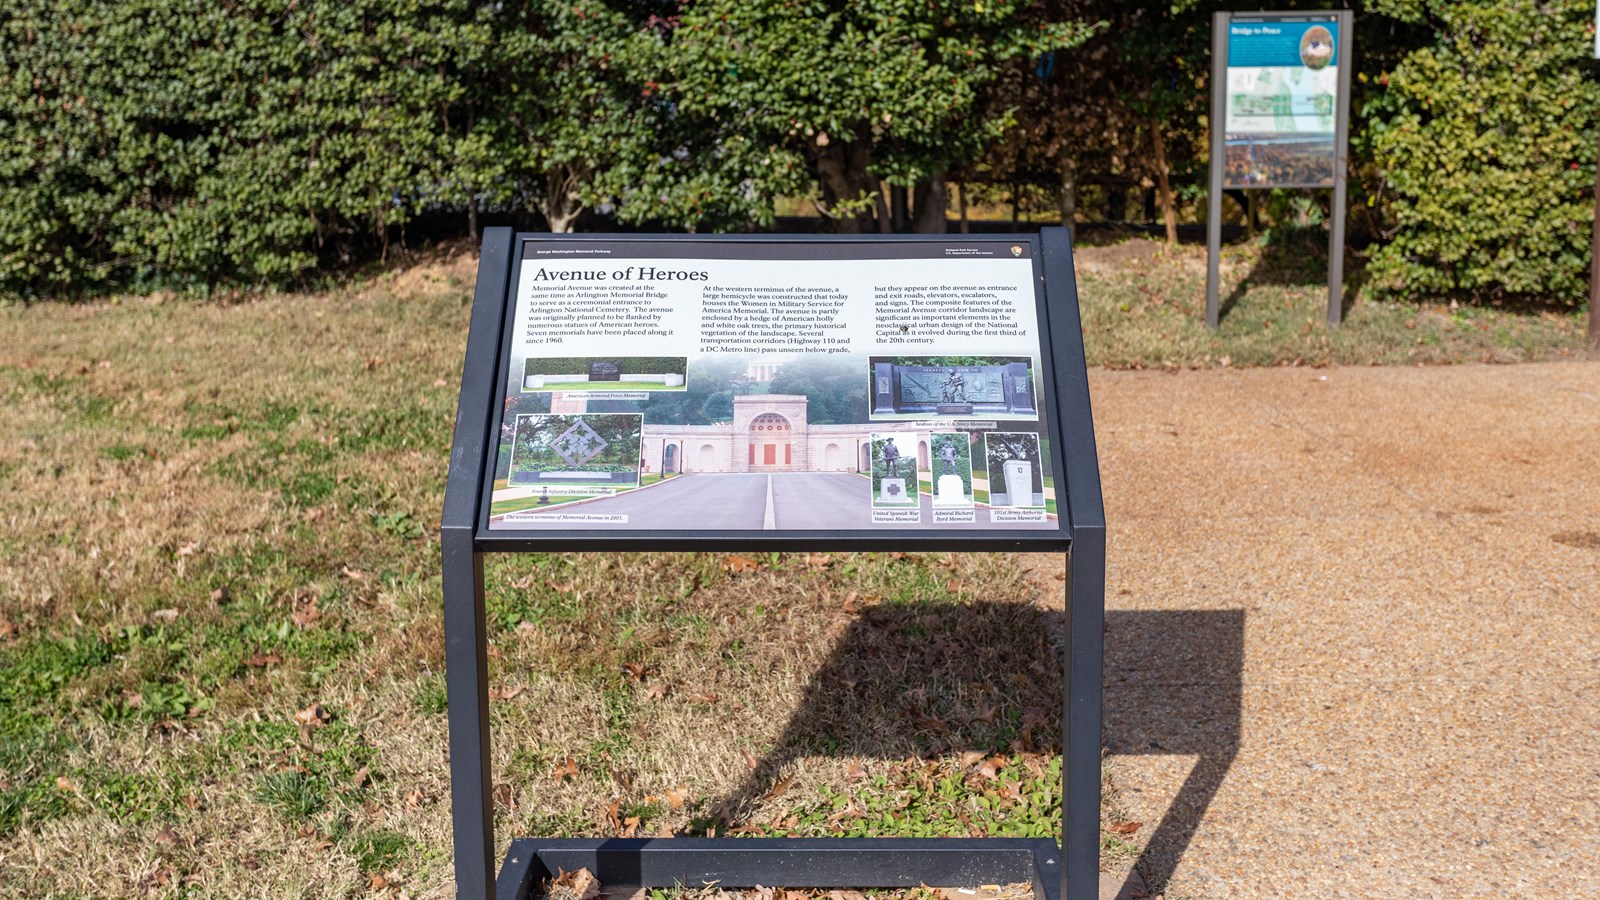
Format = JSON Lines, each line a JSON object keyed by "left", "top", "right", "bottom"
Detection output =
{"left": 530, "top": 380, "right": 686, "bottom": 391}
{"left": 1076, "top": 237, "right": 1588, "bottom": 368}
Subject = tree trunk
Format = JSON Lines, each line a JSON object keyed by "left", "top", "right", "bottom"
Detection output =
{"left": 890, "top": 185, "right": 910, "bottom": 232}
{"left": 815, "top": 135, "right": 874, "bottom": 233}
{"left": 911, "top": 177, "right": 947, "bottom": 233}
{"left": 467, "top": 202, "right": 479, "bottom": 239}
{"left": 543, "top": 168, "right": 585, "bottom": 234}
{"left": 1107, "top": 186, "right": 1127, "bottom": 223}
{"left": 1058, "top": 154, "right": 1077, "bottom": 239}
{"left": 958, "top": 182, "right": 969, "bottom": 234}
{"left": 875, "top": 180, "right": 893, "bottom": 233}
{"left": 1150, "top": 115, "right": 1178, "bottom": 243}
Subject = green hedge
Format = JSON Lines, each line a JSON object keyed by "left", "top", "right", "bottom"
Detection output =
{"left": 0, "top": 0, "right": 498, "bottom": 296}
{"left": 1363, "top": 0, "right": 1600, "bottom": 304}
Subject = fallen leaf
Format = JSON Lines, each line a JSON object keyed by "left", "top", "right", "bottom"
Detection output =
{"left": 687, "top": 691, "right": 718, "bottom": 704}
{"left": 664, "top": 786, "right": 688, "bottom": 810}
{"left": 177, "top": 541, "right": 200, "bottom": 557}
{"left": 432, "top": 377, "right": 448, "bottom": 387}
{"left": 182, "top": 793, "right": 201, "bottom": 811}
{"left": 365, "top": 357, "right": 383, "bottom": 370}
{"left": 341, "top": 565, "right": 368, "bottom": 582}
{"left": 0, "top": 619, "right": 19, "bottom": 641}
{"left": 404, "top": 789, "right": 425, "bottom": 808}
{"left": 977, "top": 756, "right": 1004, "bottom": 780}
{"left": 1107, "top": 820, "right": 1142, "bottom": 835}
{"left": 209, "top": 586, "right": 232, "bottom": 604}
{"left": 290, "top": 600, "right": 322, "bottom": 627}
{"left": 155, "top": 826, "right": 180, "bottom": 846}
{"left": 294, "top": 704, "right": 331, "bottom": 739}
{"left": 621, "top": 662, "right": 648, "bottom": 683}
{"left": 549, "top": 867, "right": 601, "bottom": 900}
{"left": 494, "top": 783, "right": 518, "bottom": 811}
{"left": 515, "top": 620, "right": 539, "bottom": 634}
{"left": 301, "top": 506, "right": 326, "bottom": 523}
{"left": 245, "top": 652, "right": 281, "bottom": 667}
{"left": 151, "top": 608, "right": 179, "bottom": 622}
{"left": 845, "top": 760, "right": 868, "bottom": 781}
{"left": 723, "top": 555, "right": 761, "bottom": 574}
{"left": 958, "top": 750, "right": 986, "bottom": 769}
{"left": 489, "top": 684, "right": 525, "bottom": 701}
{"left": 741, "top": 749, "right": 759, "bottom": 771}
{"left": 369, "top": 872, "right": 390, "bottom": 891}
{"left": 763, "top": 773, "right": 795, "bottom": 801}
{"left": 643, "top": 682, "right": 668, "bottom": 700}
{"left": 552, "top": 757, "right": 579, "bottom": 782}
{"left": 802, "top": 553, "right": 833, "bottom": 569}
{"left": 350, "top": 766, "right": 371, "bottom": 790}
{"left": 55, "top": 775, "right": 77, "bottom": 793}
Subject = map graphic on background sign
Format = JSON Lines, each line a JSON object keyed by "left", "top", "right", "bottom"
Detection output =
{"left": 1223, "top": 16, "right": 1340, "bottom": 188}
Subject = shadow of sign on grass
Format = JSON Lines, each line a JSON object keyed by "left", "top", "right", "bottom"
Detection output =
{"left": 696, "top": 602, "right": 1243, "bottom": 894}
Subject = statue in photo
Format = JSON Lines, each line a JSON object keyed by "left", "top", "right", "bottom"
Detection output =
{"left": 938, "top": 437, "right": 960, "bottom": 479}
{"left": 940, "top": 368, "right": 966, "bottom": 404}
{"left": 881, "top": 437, "right": 901, "bottom": 479}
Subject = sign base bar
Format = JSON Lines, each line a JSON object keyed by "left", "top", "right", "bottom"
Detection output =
{"left": 494, "top": 838, "right": 1063, "bottom": 900}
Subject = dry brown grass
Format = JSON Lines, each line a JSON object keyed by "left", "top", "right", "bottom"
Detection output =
{"left": 0, "top": 248, "right": 1083, "bottom": 899}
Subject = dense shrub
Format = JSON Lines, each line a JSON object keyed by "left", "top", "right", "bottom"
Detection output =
{"left": 0, "top": 0, "right": 498, "bottom": 296}
{"left": 1362, "top": 0, "right": 1600, "bottom": 304}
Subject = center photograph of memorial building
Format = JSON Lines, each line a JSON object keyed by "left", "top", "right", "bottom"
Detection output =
{"left": 488, "top": 354, "right": 1056, "bottom": 531}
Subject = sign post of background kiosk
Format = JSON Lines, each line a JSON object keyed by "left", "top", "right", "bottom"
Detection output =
{"left": 1207, "top": 11, "right": 1353, "bottom": 328}
{"left": 442, "top": 229, "right": 1106, "bottom": 900}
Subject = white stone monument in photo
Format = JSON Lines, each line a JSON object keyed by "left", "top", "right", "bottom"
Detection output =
{"left": 1002, "top": 459, "right": 1034, "bottom": 507}
{"left": 879, "top": 477, "right": 915, "bottom": 505}
{"left": 933, "top": 475, "right": 968, "bottom": 506}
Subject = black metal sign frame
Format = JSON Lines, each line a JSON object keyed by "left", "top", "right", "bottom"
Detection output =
{"left": 441, "top": 228, "right": 1106, "bottom": 900}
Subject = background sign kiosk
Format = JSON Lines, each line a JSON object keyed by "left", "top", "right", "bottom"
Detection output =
{"left": 442, "top": 229, "right": 1106, "bottom": 900}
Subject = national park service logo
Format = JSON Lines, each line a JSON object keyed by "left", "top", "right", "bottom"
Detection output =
{"left": 1010, "top": 245, "right": 1022, "bottom": 257}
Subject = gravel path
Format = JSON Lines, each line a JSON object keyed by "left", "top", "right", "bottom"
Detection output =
{"left": 1075, "top": 360, "right": 1600, "bottom": 898}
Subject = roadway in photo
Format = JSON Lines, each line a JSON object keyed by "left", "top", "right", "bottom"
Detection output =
{"left": 492, "top": 472, "right": 1050, "bottom": 530}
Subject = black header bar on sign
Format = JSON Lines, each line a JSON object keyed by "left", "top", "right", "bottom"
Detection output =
{"left": 522, "top": 239, "right": 1032, "bottom": 262}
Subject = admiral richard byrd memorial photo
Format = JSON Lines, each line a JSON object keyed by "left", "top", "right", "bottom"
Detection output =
{"left": 486, "top": 239, "right": 1059, "bottom": 532}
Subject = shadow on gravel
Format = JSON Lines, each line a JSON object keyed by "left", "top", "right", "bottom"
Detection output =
{"left": 701, "top": 601, "right": 1244, "bottom": 898}
{"left": 1105, "top": 609, "right": 1243, "bottom": 896}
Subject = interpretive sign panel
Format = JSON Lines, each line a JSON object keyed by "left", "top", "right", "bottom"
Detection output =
{"left": 480, "top": 238, "right": 1063, "bottom": 534}
{"left": 1207, "top": 10, "right": 1352, "bottom": 328}
{"left": 1222, "top": 14, "right": 1341, "bottom": 188}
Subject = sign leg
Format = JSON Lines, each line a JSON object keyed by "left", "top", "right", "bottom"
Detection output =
{"left": 444, "top": 528, "right": 495, "bottom": 899}
{"left": 1062, "top": 531, "right": 1105, "bottom": 900}
{"left": 1205, "top": 13, "right": 1228, "bottom": 329}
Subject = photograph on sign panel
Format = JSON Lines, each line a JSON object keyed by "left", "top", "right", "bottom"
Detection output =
{"left": 869, "top": 431, "right": 923, "bottom": 508}
{"left": 929, "top": 432, "right": 976, "bottom": 509}
{"left": 868, "top": 355, "right": 1038, "bottom": 421}
{"left": 487, "top": 241, "right": 1061, "bottom": 532}
{"left": 983, "top": 431, "right": 1048, "bottom": 522}
{"left": 1223, "top": 18, "right": 1340, "bottom": 187}
{"left": 496, "top": 413, "right": 643, "bottom": 517}
{"left": 522, "top": 356, "right": 687, "bottom": 392}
